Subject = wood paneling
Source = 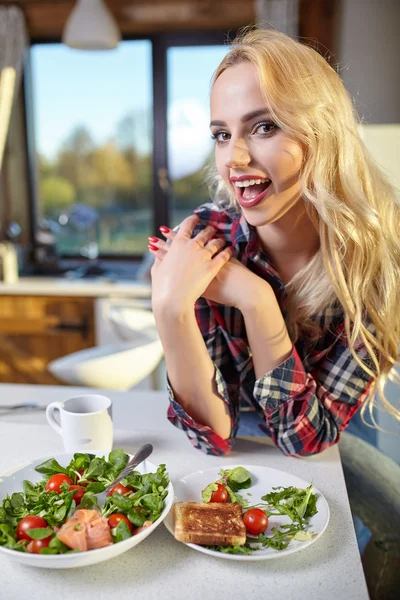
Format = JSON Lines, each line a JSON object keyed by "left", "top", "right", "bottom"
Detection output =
{"left": 299, "top": 0, "right": 340, "bottom": 62}
{"left": 1, "top": 1, "right": 339, "bottom": 57}
{"left": 1, "top": 0, "right": 256, "bottom": 39}
{"left": 0, "top": 295, "right": 95, "bottom": 384}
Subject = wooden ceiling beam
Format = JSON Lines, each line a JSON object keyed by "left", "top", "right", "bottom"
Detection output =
{"left": 1, "top": 0, "right": 256, "bottom": 39}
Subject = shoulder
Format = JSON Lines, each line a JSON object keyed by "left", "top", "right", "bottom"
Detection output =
{"left": 192, "top": 202, "right": 239, "bottom": 242}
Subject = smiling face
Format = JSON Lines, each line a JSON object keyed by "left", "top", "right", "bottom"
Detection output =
{"left": 210, "top": 61, "right": 305, "bottom": 228}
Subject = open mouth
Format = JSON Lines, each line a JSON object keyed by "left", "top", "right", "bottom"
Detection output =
{"left": 234, "top": 178, "right": 272, "bottom": 208}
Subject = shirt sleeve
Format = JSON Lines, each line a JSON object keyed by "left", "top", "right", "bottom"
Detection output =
{"left": 253, "top": 324, "right": 374, "bottom": 457}
{"left": 167, "top": 298, "right": 240, "bottom": 456}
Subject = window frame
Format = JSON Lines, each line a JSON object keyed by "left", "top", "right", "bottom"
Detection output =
{"left": 23, "top": 31, "right": 230, "bottom": 266}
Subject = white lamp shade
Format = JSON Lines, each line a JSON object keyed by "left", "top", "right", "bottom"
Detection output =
{"left": 62, "top": 0, "right": 121, "bottom": 50}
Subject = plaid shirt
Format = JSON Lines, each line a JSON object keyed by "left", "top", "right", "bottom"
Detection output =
{"left": 167, "top": 202, "right": 373, "bottom": 457}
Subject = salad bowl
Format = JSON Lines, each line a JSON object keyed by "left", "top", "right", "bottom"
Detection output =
{"left": 0, "top": 450, "right": 173, "bottom": 569}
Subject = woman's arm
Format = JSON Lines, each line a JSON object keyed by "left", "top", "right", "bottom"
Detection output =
{"left": 240, "top": 286, "right": 293, "bottom": 379}
{"left": 153, "top": 304, "right": 231, "bottom": 439}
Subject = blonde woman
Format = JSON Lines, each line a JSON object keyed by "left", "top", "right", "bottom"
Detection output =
{"left": 149, "top": 29, "right": 399, "bottom": 464}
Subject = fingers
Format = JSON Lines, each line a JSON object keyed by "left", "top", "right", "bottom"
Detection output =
{"left": 175, "top": 214, "right": 200, "bottom": 239}
{"left": 195, "top": 225, "right": 219, "bottom": 247}
{"left": 211, "top": 246, "right": 233, "bottom": 269}
{"left": 204, "top": 237, "right": 226, "bottom": 255}
{"left": 159, "top": 226, "right": 177, "bottom": 242}
{"left": 148, "top": 236, "right": 169, "bottom": 258}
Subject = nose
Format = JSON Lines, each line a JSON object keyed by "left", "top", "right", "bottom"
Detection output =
{"left": 225, "top": 138, "right": 251, "bottom": 168}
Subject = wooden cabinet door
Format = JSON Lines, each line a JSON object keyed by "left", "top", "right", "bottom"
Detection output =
{"left": 0, "top": 296, "right": 95, "bottom": 384}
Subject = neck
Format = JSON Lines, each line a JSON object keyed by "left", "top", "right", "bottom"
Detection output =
{"left": 256, "top": 202, "right": 320, "bottom": 279}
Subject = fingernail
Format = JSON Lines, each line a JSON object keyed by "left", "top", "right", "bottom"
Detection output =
{"left": 148, "top": 244, "right": 158, "bottom": 251}
{"left": 159, "top": 226, "right": 170, "bottom": 233}
{"left": 148, "top": 236, "right": 159, "bottom": 243}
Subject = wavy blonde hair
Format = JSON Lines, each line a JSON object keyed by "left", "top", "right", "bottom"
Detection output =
{"left": 209, "top": 27, "right": 400, "bottom": 424}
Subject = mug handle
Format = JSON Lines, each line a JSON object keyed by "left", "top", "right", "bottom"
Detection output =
{"left": 46, "top": 401, "right": 63, "bottom": 436}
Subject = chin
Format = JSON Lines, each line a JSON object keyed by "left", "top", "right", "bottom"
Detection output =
{"left": 241, "top": 207, "right": 281, "bottom": 228}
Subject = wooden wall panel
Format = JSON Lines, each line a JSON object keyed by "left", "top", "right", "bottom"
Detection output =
{"left": 0, "top": 296, "right": 95, "bottom": 384}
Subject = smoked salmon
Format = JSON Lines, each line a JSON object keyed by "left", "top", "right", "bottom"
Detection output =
{"left": 57, "top": 509, "right": 113, "bottom": 552}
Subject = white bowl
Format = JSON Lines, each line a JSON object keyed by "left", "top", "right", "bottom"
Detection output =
{"left": 0, "top": 451, "right": 173, "bottom": 568}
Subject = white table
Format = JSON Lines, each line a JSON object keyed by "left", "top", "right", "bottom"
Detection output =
{"left": 0, "top": 384, "right": 369, "bottom": 600}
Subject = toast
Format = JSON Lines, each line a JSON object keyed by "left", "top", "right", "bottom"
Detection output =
{"left": 174, "top": 502, "right": 246, "bottom": 546}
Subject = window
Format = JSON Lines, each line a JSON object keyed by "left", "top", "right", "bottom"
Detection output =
{"left": 31, "top": 40, "right": 153, "bottom": 256}
{"left": 28, "top": 35, "right": 229, "bottom": 261}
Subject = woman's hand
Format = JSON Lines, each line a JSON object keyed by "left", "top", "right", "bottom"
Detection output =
{"left": 149, "top": 221, "right": 271, "bottom": 311}
{"left": 150, "top": 215, "right": 232, "bottom": 315}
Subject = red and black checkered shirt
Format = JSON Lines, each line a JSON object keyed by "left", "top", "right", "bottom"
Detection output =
{"left": 167, "top": 202, "right": 373, "bottom": 457}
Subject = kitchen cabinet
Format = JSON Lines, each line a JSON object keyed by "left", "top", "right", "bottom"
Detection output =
{"left": 0, "top": 295, "right": 95, "bottom": 384}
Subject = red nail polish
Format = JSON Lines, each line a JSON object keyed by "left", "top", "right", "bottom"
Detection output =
{"left": 148, "top": 236, "right": 158, "bottom": 243}
{"left": 159, "top": 226, "right": 170, "bottom": 233}
{"left": 148, "top": 244, "right": 158, "bottom": 251}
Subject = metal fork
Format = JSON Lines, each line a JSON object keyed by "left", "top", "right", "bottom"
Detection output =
{"left": 92, "top": 443, "right": 153, "bottom": 508}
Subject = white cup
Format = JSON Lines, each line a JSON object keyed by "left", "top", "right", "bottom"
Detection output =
{"left": 46, "top": 394, "right": 113, "bottom": 452}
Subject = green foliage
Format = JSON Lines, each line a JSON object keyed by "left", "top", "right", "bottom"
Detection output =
{"left": 41, "top": 176, "right": 76, "bottom": 215}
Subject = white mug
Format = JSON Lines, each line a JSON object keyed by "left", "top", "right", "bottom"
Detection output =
{"left": 46, "top": 394, "right": 113, "bottom": 452}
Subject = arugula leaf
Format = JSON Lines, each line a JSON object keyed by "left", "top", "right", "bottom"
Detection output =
{"left": 208, "top": 542, "right": 257, "bottom": 555}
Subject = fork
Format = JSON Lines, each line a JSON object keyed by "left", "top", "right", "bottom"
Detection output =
{"left": 92, "top": 443, "right": 153, "bottom": 509}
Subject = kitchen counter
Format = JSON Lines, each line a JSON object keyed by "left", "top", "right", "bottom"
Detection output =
{"left": 0, "top": 277, "right": 151, "bottom": 298}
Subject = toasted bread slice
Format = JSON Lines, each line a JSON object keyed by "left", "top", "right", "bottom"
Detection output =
{"left": 174, "top": 502, "right": 246, "bottom": 546}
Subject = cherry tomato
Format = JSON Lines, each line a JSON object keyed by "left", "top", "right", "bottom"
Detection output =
{"left": 69, "top": 485, "right": 85, "bottom": 505}
{"left": 107, "top": 483, "right": 133, "bottom": 497}
{"left": 16, "top": 515, "right": 48, "bottom": 541}
{"left": 243, "top": 508, "right": 269, "bottom": 535}
{"left": 27, "top": 536, "right": 52, "bottom": 554}
{"left": 108, "top": 513, "right": 133, "bottom": 533}
{"left": 210, "top": 483, "right": 229, "bottom": 503}
{"left": 45, "top": 474, "right": 73, "bottom": 494}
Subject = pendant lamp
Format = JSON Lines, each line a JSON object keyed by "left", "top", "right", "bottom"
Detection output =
{"left": 62, "top": 0, "right": 121, "bottom": 50}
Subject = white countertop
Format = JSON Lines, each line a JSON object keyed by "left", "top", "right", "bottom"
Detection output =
{"left": 0, "top": 277, "right": 151, "bottom": 298}
{"left": 0, "top": 384, "right": 369, "bottom": 600}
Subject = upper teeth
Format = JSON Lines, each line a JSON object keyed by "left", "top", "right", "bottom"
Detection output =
{"left": 234, "top": 179, "right": 270, "bottom": 187}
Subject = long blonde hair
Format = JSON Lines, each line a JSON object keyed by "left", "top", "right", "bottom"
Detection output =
{"left": 209, "top": 28, "right": 400, "bottom": 424}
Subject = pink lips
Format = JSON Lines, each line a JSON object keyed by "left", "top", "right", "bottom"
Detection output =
{"left": 236, "top": 181, "right": 272, "bottom": 209}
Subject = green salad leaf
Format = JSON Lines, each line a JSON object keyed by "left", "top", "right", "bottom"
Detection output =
{"left": 201, "top": 483, "right": 218, "bottom": 503}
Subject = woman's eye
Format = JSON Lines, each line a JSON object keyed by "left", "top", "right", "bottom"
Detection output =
{"left": 253, "top": 121, "right": 277, "bottom": 135}
{"left": 211, "top": 131, "right": 230, "bottom": 144}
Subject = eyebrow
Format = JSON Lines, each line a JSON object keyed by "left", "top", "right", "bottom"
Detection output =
{"left": 210, "top": 108, "right": 271, "bottom": 128}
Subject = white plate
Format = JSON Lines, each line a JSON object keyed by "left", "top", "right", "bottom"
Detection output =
{"left": 0, "top": 451, "right": 174, "bottom": 569}
{"left": 164, "top": 464, "right": 329, "bottom": 561}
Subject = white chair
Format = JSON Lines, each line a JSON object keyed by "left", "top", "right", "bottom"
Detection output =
{"left": 48, "top": 308, "right": 164, "bottom": 391}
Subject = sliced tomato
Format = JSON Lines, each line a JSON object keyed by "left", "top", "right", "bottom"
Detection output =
{"left": 108, "top": 513, "right": 133, "bottom": 533}
{"left": 16, "top": 516, "right": 48, "bottom": 541}
{"left": 45, "top": 474, "right": 73, "bottom": 494}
